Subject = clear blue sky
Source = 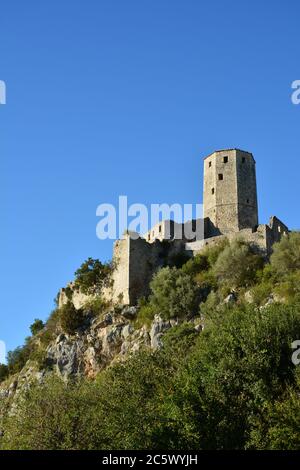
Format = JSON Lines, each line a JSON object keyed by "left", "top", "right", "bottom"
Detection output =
{"left": 1, "top": 0, "right": 299, "bottom": 354}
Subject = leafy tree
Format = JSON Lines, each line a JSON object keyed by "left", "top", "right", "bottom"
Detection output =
{"left": 174, "top": 301, "right": 300, "bottom": 449}
{"left": 74, "top": 258, "right": 113, "bottom": 295}
{"left": 248, "top": 374, "right": 300, "bottom": 449}
{"left": 6, "top": 343, "right": 31, "bottom": 375}
{"left": 181, "top": 252, "right": 210, "bottom": 277}
{"left": 60, "top": 302, "right": 86, "bottom": 335}
{"left": 0, "top": 364, "right": 9, "bottom": 383}
{"left": 270, "top": 232, "right": 300, "bottom": 277}
{"left": 213, "top": 239, "right": 264, "bottom": 288}
{"left": 149, "top": 267, "right": 201, "bottom": 319}
{"left": 30, "top": 319, "right": 45, "bottom": 336}
{"left": 0, "top": 375, "right": 107, "bottom": 450}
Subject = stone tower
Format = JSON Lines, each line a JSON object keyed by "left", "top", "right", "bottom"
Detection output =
{"left": 203, "top": 149, "right": 258, "bottom": 235}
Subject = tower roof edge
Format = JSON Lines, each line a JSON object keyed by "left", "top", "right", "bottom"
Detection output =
{"left": 203, "top": 148, "right": 255, "bottom": 162}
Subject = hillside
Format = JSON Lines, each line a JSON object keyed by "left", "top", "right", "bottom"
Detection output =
{"left": 1, "top": 233, "right": 300, "bottom": 450}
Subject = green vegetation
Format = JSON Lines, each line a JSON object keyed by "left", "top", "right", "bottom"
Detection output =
{"left": 74, "top": 258, "right": 113, "bottom": 295}
{"left": 30, "top": 319, "right": 45, "bottom": 336}
{"left": 149, "top": 266, "right": 201, "bottom": 320}
{"left": 83, "top": 297, "right": 109, "bottom": 317}
{"left": 2, "top": 300, "right": 300, "bottom": 450}
{"left": 213, "top": 239, "right": 264, "bottom": 288}
{"left": 1, "top": 233, "right": 300, "bottom": 449}
{"left": 59, "top": 301, "right": 86, "bottom": 335}
{"left": 270, "top": 232, "right": 300, "bottom": 276}
{"left": 0, "top": 364, "right": 9, "bottom": 383}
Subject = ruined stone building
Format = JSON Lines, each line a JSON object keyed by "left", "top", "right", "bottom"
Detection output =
{"left": 108, "top": 149, "right": 289, "bottom": 305}
{"left": 60, "top": 148, "right": 289, "bottom": 308}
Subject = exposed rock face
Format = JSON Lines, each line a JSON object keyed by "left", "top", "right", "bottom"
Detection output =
{"left": 43, "top": 306, "right": 178, "bottom": 379}
{"left": 150, "top": 315, "right": 177, "bottom": 350}
{"left": 0, "top": 303, "right": 202, "bottom": 414}
{"left": 224, "top": 292, "right": 237, "bottom": 304}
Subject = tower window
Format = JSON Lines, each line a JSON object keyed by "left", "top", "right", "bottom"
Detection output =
{"left": 218, "top": 173, "right": 223, "bottom": 180}
{"left": 242, "top": 157, "right": 246, "bottom": 163}
{"left": 209, "top": 161, "right": 212, "bottom": 167}
{"left": 159, "top": 225, "right": 162, "bottom": 233}
{"left": 211, "top": 188, "right": 215, "bottom": 195}
{"left": 148, "top": 234, "right": 150, "bottom": 241}
{"left": 223, "top": 156, "right": 228, "bottom": 163}
{"left": 247, "top": 199, "right": 249, "bottom": 204}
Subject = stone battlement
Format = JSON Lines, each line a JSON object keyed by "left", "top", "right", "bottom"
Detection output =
{"left": 59, "top": 149, "right": 290, "bottom": 308}
{"left": 108, "top": 149, "right": 289, "bottom": 305}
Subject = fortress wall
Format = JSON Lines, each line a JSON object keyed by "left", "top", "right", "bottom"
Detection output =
{"left": 127, "top": 238, "right": 187, "bottom": 304}
{"left": 128, "top": 238, "right": 160, "bottom": 304}
{"left": 58, "top": 283, "right": 93, "bottom": 310}
{"left": 109, "top": 237, "right": 130, "bottom": 304}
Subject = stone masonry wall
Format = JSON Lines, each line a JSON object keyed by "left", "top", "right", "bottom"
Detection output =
{"left": 203, "top": 149, "right": 258, "bottom": 236}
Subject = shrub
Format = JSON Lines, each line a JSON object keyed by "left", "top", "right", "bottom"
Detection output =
{"left": 30, "top": 319, "right": 45, "bottom": 336}
{"left": 248, "top": 375, "right": 300, "bottom": 449}
{"left": 38, "top": 309, "right": 61, "bottom": 347}
{"left": 82, "top": 297, "right": 108, "bottom": 317}
{"left": 74, "top": 258, "right": 113, "bottom": 295}
{"left": 135, "top": 298, "right": 156, "bottom": 328}
{"left": 62, "top": 286, "right": 73, "bottom": 301}
{"left": 248, "top": 281, "right": 273, "bottom": 306}
{"left": 181, "top": 253, "right": 210, "bottom": 276}
{"left": 60, "top": 302, "right": 86, "bottom": 335}
{"left": 0, "top": 364, "right": 9, "bottom": 383}
{"left": 274, "top": 271, "right": 300, "bottom": 304}
{"left": 270, "top": 232, "right": 300, "bottom": 277}
{"left": 213, "top": 239, "right": 264, "bottom": 288}
{"left": 0, "top": 375, "right": 107, "bottom": 450}
{"left": 176, "top": 301, "right": 300, "bottom": 449}
{"left": 203, "top": 238, "right": 229, "bottom": 267}
{"left": 149, "top": 267, "right": 201, "bottom": 319}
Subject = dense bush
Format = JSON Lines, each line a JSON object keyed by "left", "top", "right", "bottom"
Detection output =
{"left": 30, "top": 319, "right": 45, "bottom": 336}
{"left": 59, "top": 302, "right": 86, "bottom": 335}
{"left": 74, "top": 258, "right": 113, "bottom": 295}
{"left": 270, "top": 232, "right": 300, "bottom": 277}
{"left": 2, "top": 301, "right": 300, "bottom": 450}
{"left": 248, "top": 374, "right": 300, "bottom": 449}
{"left": 176, "top": 302, "right": 300, "bottom": 449}
{"left": 82, "top": 297, "right": 108, "bottom": 317}
{"left": 0, "top": 375, "right": 106, "bottom": 450}
{"left": 213, "top": 239, "right": 264, "bottom": 288}
{"left": 2, "top": 235, "right": 300, "bottom": 450}
{"left": 0, "top": 364, "right": 9, "bottom": 383}
{"left": 6, "top": 342, "right": 32, "bottom": 375}
{"left": 149, "top": 267, "right": 201, "bottom": 319}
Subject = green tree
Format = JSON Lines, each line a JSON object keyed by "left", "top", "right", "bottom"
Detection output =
{"left": 0, "top": 364, "right": 9, "bottom": 383}
{"left": 60, "top": 302, "right": 86, "bottom": 335}
{"left": 0, "top": 375, "right": 107, "bottom": 450}
{"left": 149, "top": 267, "right": 201, "bottom": 319}
{"left": 248, "top": 375, "right": 300, "bottom": 450}
{"left": 74, "top": 258, "right": 113, "bottom": 295}
{"left": 213, "top": 239, "right": 264, "bottom": 288}
{"left": 270, "top": 232, "right": 300, "bottom": 277}
{"left": 6, "top": 343, "right": 31, "bottom": 375}
{"left": 174, "top": 301, "right": 300, "bottom": 449}
{"left": 30, "top": 319, "right": 45, "bottom": 336}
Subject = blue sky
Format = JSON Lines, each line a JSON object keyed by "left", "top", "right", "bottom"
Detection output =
{"left": 1, "top": 0, "right": 299, "bottom": 354}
